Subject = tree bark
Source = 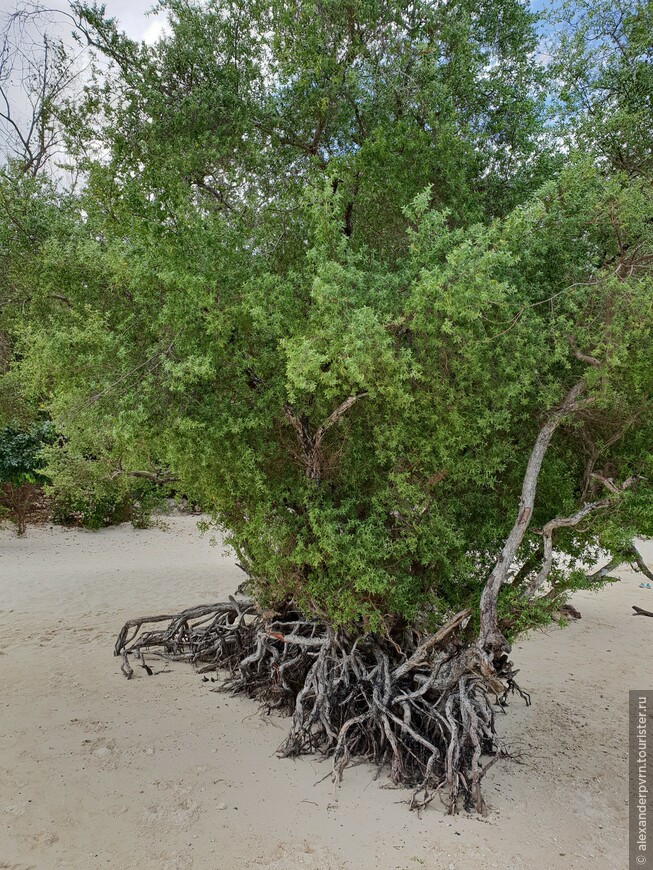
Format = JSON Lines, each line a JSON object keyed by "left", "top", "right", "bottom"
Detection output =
{"left": 525, "top": 499, "right": 612, "bottom": 597}
{"left": 284, "top": 393, "right": 367, "bottom": 483}
{"left": 629, "top": 542, "right": 653, "bottom": 583}
{"left": 478, "top": 381, "right": 586, "bottom": 654}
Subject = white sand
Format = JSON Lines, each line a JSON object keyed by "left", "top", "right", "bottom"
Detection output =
{"left": 0, "top": 516, "right": 650, "bottom": 869}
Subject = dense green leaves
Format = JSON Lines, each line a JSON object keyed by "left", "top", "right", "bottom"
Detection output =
{"left": 550, "top": 0, "right": 653, "bottom": 175}
{"left": 1, "top": 0, "right": 652, "bottom": 632}
{"left": 0, "top": 421, "right": 54, "bottom": 486}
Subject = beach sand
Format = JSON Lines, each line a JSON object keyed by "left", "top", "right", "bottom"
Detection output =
{"left": 0, "top": 515, "right": 649, "bottom": 869}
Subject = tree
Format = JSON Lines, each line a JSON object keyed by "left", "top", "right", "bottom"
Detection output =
{"left": 550, "top": 0, "right": 653, "bottom": 176}
{"left": 5, "top": 0, "right": 653, "bottom": 813}
{"left": 0, "top": 4, "right": 86, "bottom": 431}
{"left": 0, "top": 421, "right": 53, "bottom": 533}
{"left": 0, "top": 4, "right": 89, "bottom": 178}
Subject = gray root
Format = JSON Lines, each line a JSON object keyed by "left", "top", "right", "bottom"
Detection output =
{"left": 114, "top": 600, "right": 529, "bottom": 814}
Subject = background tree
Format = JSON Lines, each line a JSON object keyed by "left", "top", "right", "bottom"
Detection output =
{"left": 550, "top": 0, "right": 653, "bottom": 177}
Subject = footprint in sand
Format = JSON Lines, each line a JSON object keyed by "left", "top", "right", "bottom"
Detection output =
{"left": 255, "top": 841, "right": 347, "bottom": 870}
{"left": 3, "top": 800, "right": 30, "bottom": 817}
{"left": 81, "top": 737, "right": 119, "bottom": 769}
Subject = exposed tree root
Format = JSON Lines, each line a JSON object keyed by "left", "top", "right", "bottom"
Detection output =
{"left": 115, "top": 600, "right": 529, "bottom": 814}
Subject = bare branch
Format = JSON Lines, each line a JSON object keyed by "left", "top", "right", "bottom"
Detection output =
{"left": 527, "top": 501, "right": 611, "bottom": 597}
{"left": 589, "top": 473, "right": 636, "bottom": 498}
{"left": 478, "top": 381, "right": 587, "bottom": 653}
{"left": 0, "top": 5, "right": 88, "bottom": 177}
{"left": 568, "top": 335, "right": 601, "bottom": 367}
{"left": 111, "top": 468, "right": 179, "bottom": 485}
{"left": 284, "top": 393, "right": 367, "bottom": 482}
{"left": 586, "top": 553, "right": 624, "bottom": 582}
{"left": 580, "top": 415, "right": 639, "bottom": 500}
{"left": 527, "top": 476, "right": 640, "bottom": 597}
{"left": 314, "top": 392, "right": 367, "bottom": 448}
{"left": 629, "top": 542, "right": 653, "bottom": 583}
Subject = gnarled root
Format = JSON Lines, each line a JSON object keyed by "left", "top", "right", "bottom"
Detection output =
{"left": 115, "top": 601, "right": 528, "bottom": 813}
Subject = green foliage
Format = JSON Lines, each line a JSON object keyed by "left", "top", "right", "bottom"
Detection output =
{"left": 497, "top": 585, "right": 559, "bottom": 640}
{"left": 1, "top": 0, "right": 652, "bottom": 635}
{"left": 42, "top": 444, "right": 129, "bottom": 528}
{"left": 128, "top": 480, "right": 167, "bottom": 530}
{"left": 550, "top": 0, "right": 653, "bottom": 176}
{"left": 41, "top": 444, "right": 166, "bottom": 530}
{"left": 0, "top": 421, "right": 54, "bottom": 535}
{"left": 0, "top": 421, "right": 54, "bottom": 486}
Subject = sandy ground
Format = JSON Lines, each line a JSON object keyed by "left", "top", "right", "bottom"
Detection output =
{"left": 0, "top": 516, "right": 650, "bottom": 870}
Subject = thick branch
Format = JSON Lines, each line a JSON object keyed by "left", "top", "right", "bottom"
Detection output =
{"left": 586, "top": 553, "right": 624, "bottom": 583}
{"left": 284, "top": 393, "right": 367, "bottom": 482}
{"left": 568, "top": 335, "right": 601, "bottom": 367}
{"left": 526, "top": 500, "right": 611, "bottom": 598}
{"left": 110, "top": 462, "right": 179, "bottom": 485}
{"left": 314, "top": 392, "right": 367, "bottom": 450}
{"left": 122, "top": 470, "right": 179, "bottom": 484}
{"left": 478, "top": 381, "right": 586, "bottom": 653}
{"left": 629, "top": 542, "right": 653, "bottom": 583}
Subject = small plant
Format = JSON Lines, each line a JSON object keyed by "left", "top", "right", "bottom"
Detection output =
{"left": 0, "top": 422, "right": 54, "bottom": 535}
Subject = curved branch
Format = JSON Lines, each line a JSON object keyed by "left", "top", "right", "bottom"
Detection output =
{"left": 568, "top": 335, "right": 601, "bottom": 367}
{"left": 478, "top": 381, "right": 587, "bottom": 653}
{"left": 119, "top": 469, "right": 179, "bottom": 484}
{"left": 314, "top": 392, "right": 367, "bottom": 449}
{"left": 110, "top": 459, "right": 179, "bottom": 485}
{"left": 629, "top": 542, "right": 653, "bottom": 583}
{"left": 527, "top": 500, "right": 611, "bottom": 597}
{"left": 527, "top": 476, "right": 640, "bottom": 597}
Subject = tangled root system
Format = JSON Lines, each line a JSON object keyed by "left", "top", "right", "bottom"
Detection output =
{"left": 115, "top": 598, "right": 529, "bottom": 813}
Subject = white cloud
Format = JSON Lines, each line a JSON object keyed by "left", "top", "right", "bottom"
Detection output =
{"left": 141, "top": 16, "right": 170, "bottom": 45}
{"left": 101, "top": 1, "right": 168, "bottom": 43}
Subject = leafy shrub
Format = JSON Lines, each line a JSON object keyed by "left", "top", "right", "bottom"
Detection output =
{"left": 41, "top": 443, "right": 167, "bottom": 530}
{"left": 0, "top": 422, "right": 54, "bottom": 535}
{"left": 42, "top": 444, "right": 129, "bottom": 528}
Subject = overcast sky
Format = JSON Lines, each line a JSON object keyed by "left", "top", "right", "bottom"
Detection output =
{"left": 89, "top": 0, "right": 169, "bottom": 43}
{"left": 0, "top": 0, "right": 170, "bottom": 165}
{"left": 0, "top": 0, "right": 168, "bottom": 45}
